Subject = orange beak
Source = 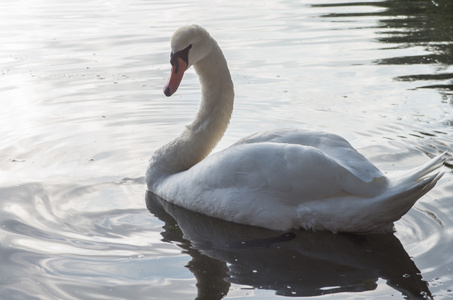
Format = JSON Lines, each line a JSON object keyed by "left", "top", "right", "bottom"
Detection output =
{"left": 163, "top": 57, "right": 187, "bottom": 97}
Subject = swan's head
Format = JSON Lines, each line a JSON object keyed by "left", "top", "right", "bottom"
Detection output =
{"left": 164, "top": 25, "right": 212, "bottom": 96}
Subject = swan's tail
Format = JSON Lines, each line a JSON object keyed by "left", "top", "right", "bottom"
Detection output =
{"left": 378, "top": 152, "right": 447, "bottom": 227}
{"left": 393, "top": 151, "right": 447, "bottom": 186}
{"left": 299, "top": 152, "right": 447, "bottom": 233}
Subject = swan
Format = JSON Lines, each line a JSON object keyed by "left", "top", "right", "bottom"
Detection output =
{"left": 146, "top": 24, "right": 446, "bottom": 233}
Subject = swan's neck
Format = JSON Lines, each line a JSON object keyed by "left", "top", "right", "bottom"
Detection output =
{"left": 148, "top": 39, "right": 234, "bottom": 182}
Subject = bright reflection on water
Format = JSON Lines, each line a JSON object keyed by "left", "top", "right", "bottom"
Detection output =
{"left": 1, "top": 0, "right": 453, "bottom": 299}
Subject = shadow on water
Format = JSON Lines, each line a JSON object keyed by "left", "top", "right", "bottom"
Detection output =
{"left": 146, "top": 192, "right": 432, "bottom": 300}
{"left": 314, "top": 0, "right": 453, "bottom": 92}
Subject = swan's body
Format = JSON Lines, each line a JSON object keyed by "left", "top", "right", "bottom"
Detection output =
{"left": 146, "top": 25, "right": 446, "bottom": 232}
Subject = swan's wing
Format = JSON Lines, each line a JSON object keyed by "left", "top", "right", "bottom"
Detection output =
{"left": 171, "top": 142, "right": 387, "bottom": 205}
{"left": 155, "top": 141, "right": 388, "bottom": 231}
{"left": 233, "top": 128, "right": 384, "bottom": 183}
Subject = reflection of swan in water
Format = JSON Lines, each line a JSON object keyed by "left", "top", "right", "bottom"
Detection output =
{"left": 146, "top": 192, "right": 432, "bottom": 299}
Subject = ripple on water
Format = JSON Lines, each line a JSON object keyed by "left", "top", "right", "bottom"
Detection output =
{"left": 0, "top": 180, "right": 196, "bottom": 299}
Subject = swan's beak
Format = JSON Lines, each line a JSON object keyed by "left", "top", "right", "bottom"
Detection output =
{"left": 163, "top": 58, "right": 187, "bottom": 97}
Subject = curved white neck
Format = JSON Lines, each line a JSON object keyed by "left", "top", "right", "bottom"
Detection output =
{"left": 148, "top": 38, "right": 234, "bottom": 182}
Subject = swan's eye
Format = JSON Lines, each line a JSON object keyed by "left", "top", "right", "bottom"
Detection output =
{"left": 170, "top": 44, "right": 192, "bottom": 73}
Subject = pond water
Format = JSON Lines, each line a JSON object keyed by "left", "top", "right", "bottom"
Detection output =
{"left": 1, "top": 0, "right": 453, "bottom": 299}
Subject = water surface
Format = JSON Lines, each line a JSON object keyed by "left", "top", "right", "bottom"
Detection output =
{"left": 1, "top": 0, "right": 453, "bottom": 299}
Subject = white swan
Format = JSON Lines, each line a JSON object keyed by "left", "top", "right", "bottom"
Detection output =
{"left": 146, "top": 24, "right": 446, "bottom": 233}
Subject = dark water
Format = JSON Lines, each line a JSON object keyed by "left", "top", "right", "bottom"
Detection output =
{"left": 1, "top": 0, "right": 452, "bottom": 299}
